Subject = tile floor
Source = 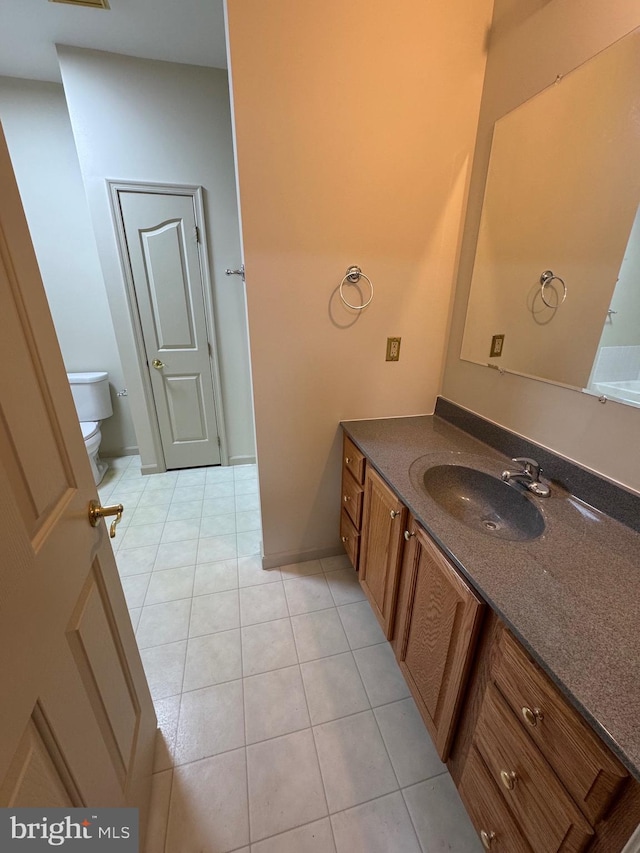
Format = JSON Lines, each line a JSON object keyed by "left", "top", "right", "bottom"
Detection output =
{"left": 100, "top": 456, "right": 482, "bottom": 853}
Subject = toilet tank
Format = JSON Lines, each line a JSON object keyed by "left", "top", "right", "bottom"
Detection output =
{"left": 67, "top": 372, "right": 113, "bottom": 421}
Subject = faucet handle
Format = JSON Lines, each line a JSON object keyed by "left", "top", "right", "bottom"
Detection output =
{"left": 512, "top": 457, "right": 541, "bottom": 478}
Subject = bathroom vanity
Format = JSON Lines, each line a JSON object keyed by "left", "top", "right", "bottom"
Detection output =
{"left": 341, "top": 402, "right": 640, "bottom": 851}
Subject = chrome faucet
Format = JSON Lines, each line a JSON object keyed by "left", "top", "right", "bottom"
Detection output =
{"left": 502, "top": 457, "right": 550, "bottom": 497}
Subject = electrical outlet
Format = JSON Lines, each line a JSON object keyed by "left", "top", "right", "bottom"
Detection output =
{"left": 490, "top": 334, "right": 505, "bottom": 358}
{"left": 386, "top": 337, "right": 401, "bottom": 361}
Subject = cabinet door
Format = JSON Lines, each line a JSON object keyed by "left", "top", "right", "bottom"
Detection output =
{"left": 396, "top": 522, "right": 483, "bottom": 761}
{"left": 359, "top": 467, "right": 406, "bottom": 638}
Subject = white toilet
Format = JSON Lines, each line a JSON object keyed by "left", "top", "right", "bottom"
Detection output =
{"left": 67, "top": 371, "right": 113, "bottom": 485}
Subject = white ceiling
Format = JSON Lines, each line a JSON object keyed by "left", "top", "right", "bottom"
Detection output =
{"left": 0, "top": 0, "right": 228, "bottom": 83}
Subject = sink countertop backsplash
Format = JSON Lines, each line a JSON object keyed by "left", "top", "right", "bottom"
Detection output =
{"left": 341, "top": 398, "right": 640, "bottom": 782}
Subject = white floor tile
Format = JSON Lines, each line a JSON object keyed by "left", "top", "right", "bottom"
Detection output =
{"left": 174, "top": 680, "right": 244, "bottom": 765}
{"left": 241, "top": 617, "right": 298, "bottom": 677}
{"left": 161, "top": 518, "right": 201, "bottom": 544}
{"left": 128, "top": 505, "right": 170, "bottom": 526}
{"left": 331, "top": 791, "right": 421, "bottom": 853}
{"left": 237, "top": 556, "right": 281, "bottom": 588}
{"left": 320, "top": 554, "right": 352, "bottom": 573}
{"left": 200, "top": 513, "right": 237, "bottom": 537}
{"left": 116, "top": 545, "right": 158, "bottom": 577}
{"left": 153, "top": 694, "right": 181, "bottom": 772}
{"left": 301, "top": 652, "right": 370, "bottom": 725}
{"left": 239, "top": 583, "right": 288, "bottom": 626}
{"left": 234, "top": 479, "right": 259, "bottom": 496}
{"left": 128, "top": 607, "right": 142, "bottom": 632}
{"left": 337, "top": 601, "right": 386, "bottom": 649}
{"left": 166, "top": 749, "right": 249, "bottom": 853}
{"left": 137, "top": 488, "right": 174, "bottom": 507}
{"left": 235, "top": 509, "right": 261, "bottom": 532}
{"left": 202, "top": 496, "right": 237, "bottom": 516}
{"left": 119, "top": 522, "right": 165, "bottom": 550}
{"left": 353, "top": 643, "right": 411, "bottom": 707}
{"left": 236, "top": 529, "right": 262, "bottom": 557}
{"left": 313, "top": 710, "right": 398, "bottom": 813}
{"left": 402, "top": 774, "right": 483, "bottom": 853}
{"left": 374, "top": 698, "right": 446, "bottom": 787}
{"left": 244, "top": 665, "right": 310, "bottom": 744}
{"left": 279, "top": 560, "right": 324, "bottom": 579}
{"left": 251, "top": 818, "right": 336, "bottom": 853}
{"left": 324, "top": 568, "right": 366, "bottom": 606}
{"left": 206, "top": 465, "right": 235, "bottom": 483}
{"left": 193, "top": 560, "right": 238, "bottom": 595}
{"left": 291, "top": 608, "right": 350, "bottom": 662}
{"left": 189, "top": 589, "right": 240, "bottom": 637}
{"left": 197, "top": 533, "right": 238, "bottom": 563}
{"left": 284, "top": 574, "right": 335, "bottom": 616}
{"left": 182, "top": 629, "right": 242, "bottom": 692}
{"left": 154, "top": 539, "right": 199, "bottom": 571}
{"left": 121, "top": 573, "right": 150, "bottom": 608}
{"left": 144, "top": 565, "right": 195, "bottom": 606}
{"left": 139, "top": 640, "right": 187, "bottom": 700}
{"left": 167, "top": 499, "right": 203, "bottom": 521}
{"left": 136, "top": 599, "right": 191, "bottom": 649}
{"left": 204, "top": 481, "right": 235, "bottom": 499}
{"left": 233, "top": 464, "right": 257, "bottom": 480}
{"left": 247, "top": 728, "right": 327, "bottom": 842}
{"left": 235, "top": 492, "right": 260, "bottom": 512}
{"left": 172, "top": 484, "right": 205, "bottom": 503}
{"left": 176, "top": 469, "right": 206, "bottom": 486}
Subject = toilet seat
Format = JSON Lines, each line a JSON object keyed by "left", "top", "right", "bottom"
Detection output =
{"left": 80, "top": 420, "right": 99, "bottom": 441}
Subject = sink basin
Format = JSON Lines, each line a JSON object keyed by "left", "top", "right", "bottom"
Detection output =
{"left": 421, "top": 465, "right": 545, "bottom": 541}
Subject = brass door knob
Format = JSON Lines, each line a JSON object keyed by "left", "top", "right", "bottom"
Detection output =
{"left": 522, "top": 706, "right": 543, "bottom": 727}
{"left": 152, "top": 359, "right": 165, "bottom": 369}
{"left": 88, "top": 500, "right": 124, "bottom": 538}
{"left": 500, "top": 769, "right": 517, "bottom": 790}
{"left": 480, "top": 830, "right": 496, "bottom": 849}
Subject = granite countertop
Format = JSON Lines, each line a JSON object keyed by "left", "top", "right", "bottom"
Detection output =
{"left": 341, "top": 414, "right": 640, "bottom": 781}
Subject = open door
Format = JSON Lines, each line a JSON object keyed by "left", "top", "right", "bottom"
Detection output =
{"left": 0, "top": 124, "right": 156, "bottom": 835}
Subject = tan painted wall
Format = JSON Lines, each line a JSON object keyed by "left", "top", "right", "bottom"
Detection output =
{"left": 442, "top": 0, "right": 640, "bottom": 495}
{"left": 226, "top": 0, "right": 493, "bottom": 565}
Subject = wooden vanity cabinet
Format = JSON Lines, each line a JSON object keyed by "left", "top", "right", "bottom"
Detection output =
{"left": 394, "top": 516, "right": 484, "bottom": 761}
{"left": 338, "top": 436, "right": 640, "bottom": 851}
{"left": 358, "top": 466, "right": 406, "bottom": 638}
{"left": 340, "top": 435, "right": 366, "bottom": 569}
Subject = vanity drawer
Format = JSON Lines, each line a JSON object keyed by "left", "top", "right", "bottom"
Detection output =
{"left": 342, "top": 467, "right": 363, "bottom": 528}
{"left": 493, "top": 631, "right": 627, "bottom": 824}
{"left": 340, "top": 509, "right": 360, "bottom": 569}
{"left": 475, "top": 684, "right": 593, "bottom": 853}
{"left": 343, "top": 436, "right": 365, "bottom": 486}
{"left": 460, "top": 746, "right": 533, "bottom": 853}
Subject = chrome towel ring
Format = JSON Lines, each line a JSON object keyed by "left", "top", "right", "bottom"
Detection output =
{"left": 540, "top": 270, "right": 567, "bottom": 308}
{"left": 339, "top": 265, "right": 374, "bottom": 310}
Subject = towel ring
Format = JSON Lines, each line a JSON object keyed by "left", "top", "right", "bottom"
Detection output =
{"left": 540, "top": 270, "right": 567, "bottom": 308}
{"left": 339, "top": 266, "right": 374, "bottom": 310}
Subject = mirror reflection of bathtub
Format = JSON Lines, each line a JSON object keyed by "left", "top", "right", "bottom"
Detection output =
{"left": 592, "top": 380, "right": 640, "bottom": 408}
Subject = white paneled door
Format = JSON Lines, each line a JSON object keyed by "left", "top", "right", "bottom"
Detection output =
{"left": 117, "top": 189, "right": 222, "bottom": 470}
{"left": 0, "top": 127, "right": 156, "bottom": 832}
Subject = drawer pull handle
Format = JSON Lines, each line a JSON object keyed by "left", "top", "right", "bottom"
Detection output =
{"left": 345, "top": 457, "right": 352, "bottom": 464}
{"left": 522, "top": 706, "right": 543, "bottom": 727}
{"left": 341, "top": 536, "right": 349, "bottom": 543}
{"left": 390, "top": 509, "right": 401, "bottom": 519}
{"left": 480, "top": 830, "right": 496, "bottom": 850}
{"left": 500, "top": 769, "right": 517, "bottom": 790}
{"left": 404, "top": 530, "right": 416, "bottom": 541}
{"left": 343, "top": 495, "right": 351, "bottom": 502}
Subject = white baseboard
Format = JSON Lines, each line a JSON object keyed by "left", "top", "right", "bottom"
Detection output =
{"left": 262, "top": 543, "right": 346, "bottom": 570}
{"left": 141, "top": 462, "right": 163, "bottom": 475}
{"left": 229, "top": 454, "right": 257, "bottom": 466}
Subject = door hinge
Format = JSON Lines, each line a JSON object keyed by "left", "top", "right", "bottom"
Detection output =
{"left": 194, "top": 226, "right": 200, "bottom": 244}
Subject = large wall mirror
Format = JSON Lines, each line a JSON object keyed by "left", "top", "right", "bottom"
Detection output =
{"left": 461, "top": 29, "right": 640, "bottom": 409}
